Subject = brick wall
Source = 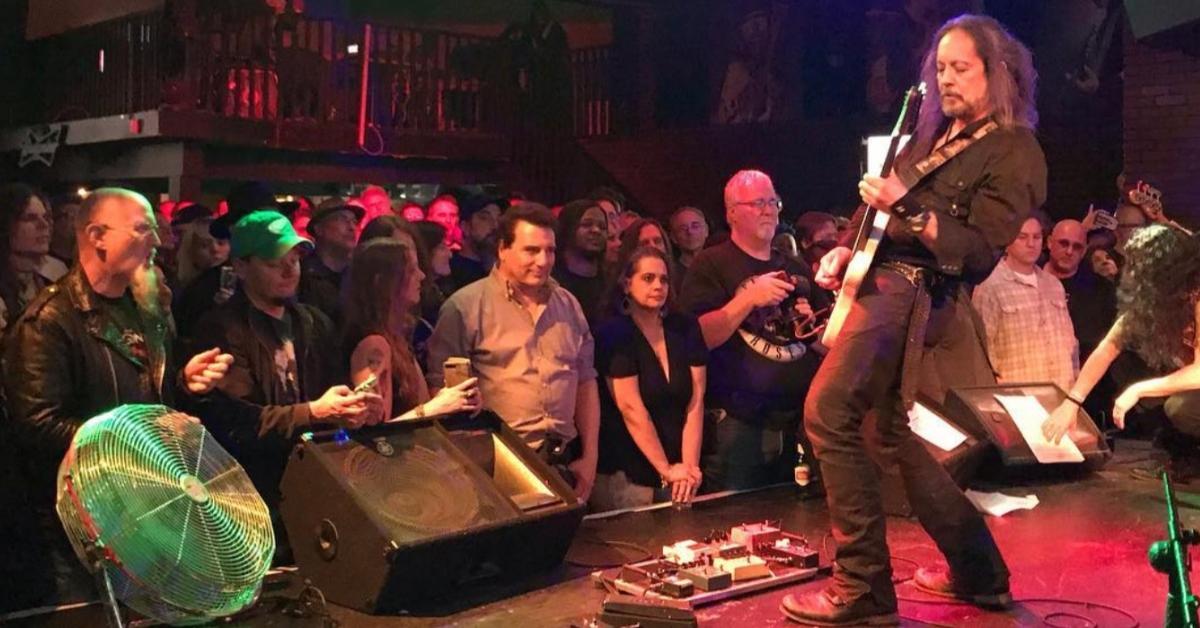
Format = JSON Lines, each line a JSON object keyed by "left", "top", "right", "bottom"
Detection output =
{"left": 1124, "top": 35, "right": 1200, "bottom": 227}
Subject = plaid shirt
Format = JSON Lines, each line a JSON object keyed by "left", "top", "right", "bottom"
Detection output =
{"left": 973, "top": 260, "right": 1079, "bottom": 389}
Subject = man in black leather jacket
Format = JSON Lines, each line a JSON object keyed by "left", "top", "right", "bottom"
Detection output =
{"left": 2, "top": 188, "right": 232, "bottom": 608}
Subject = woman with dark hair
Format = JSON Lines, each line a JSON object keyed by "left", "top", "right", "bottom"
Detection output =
{"left": 553, "top": 199, "right": 609, "bottom": 326}
{"left": 606, "top": 217, "right": 679, "bottom": 319}
{"left": 1087, "top": 244, "right": 1121, "bottom": 283}
{"left": 0, "top": 183, "right": 66, "bottom": 334}
{"left": 344, "top": 238, "right": 480, "bottom": 423}
{"left": 1044, "top": 225, "right": 1200, "bottom": 476}
{"left": 361, "top": 214, "right": 414, "bottom": 245}
{"left": 358, "top": 215, "right": 444, "bottom": 369}
{"left": 414, "top": 220, "right": 452, "bottom": 320}
{"left": 592, "top": 246, "right": 707, "bottom": 510}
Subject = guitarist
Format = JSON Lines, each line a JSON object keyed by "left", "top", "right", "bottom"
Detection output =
{"left": 782, "top": 15, "right": 1047, "bottom": 625}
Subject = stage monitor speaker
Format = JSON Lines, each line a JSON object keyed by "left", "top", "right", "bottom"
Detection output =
{"left": 279, "top": 411, "right": 584, "bottom": 614}
{"left": 944, "top": 383, "right": 1112, "bottom": 472}
{"left": 878, "top": 396, "right": 990, "bottom": 518}
{"left": 1126, "top": 0, "right": 1200, "bottom": 40}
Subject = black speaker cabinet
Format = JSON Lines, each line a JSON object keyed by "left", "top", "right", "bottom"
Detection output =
{"left": 944, "top": 383, "right": 1111, "bottom": 472}
{"left": 1126, "top": 0, "right": 1200, "bottom": 40}
{"left": 279, "top": 411, "right": 585, "bottom": 614}
{"left": 877, "top": 396, "right": 990, "bottom": 518}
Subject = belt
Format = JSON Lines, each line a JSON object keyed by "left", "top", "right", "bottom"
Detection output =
{"left": 879, "top": 261, "right": 932, "bottom": 410}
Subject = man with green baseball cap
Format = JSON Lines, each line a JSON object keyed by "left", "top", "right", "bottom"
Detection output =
{"left": 230, "top": 209, "right": 314, "bottom": 260}
{"left": 191, "top": 209, "right": 378, "bottom": 565}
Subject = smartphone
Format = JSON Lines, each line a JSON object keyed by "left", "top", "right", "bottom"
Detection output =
{"left": 215, "top": 265, "right": 238, "bottom": 304}
{"left": 1093, "top": 209, "right": 1118, "bottom": 231}
{"left": 353, "top": 373, "right": 378, "bottom": 394}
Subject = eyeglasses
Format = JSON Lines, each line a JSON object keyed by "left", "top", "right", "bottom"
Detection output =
{"left": 733, "top": 197, "right": 784, "bottom": 212}
{"left": 1053, "top": 238, "right": 1086, "bottom": 252}
{"left": 94, "top": 222, "right": 157, "bottom": 238}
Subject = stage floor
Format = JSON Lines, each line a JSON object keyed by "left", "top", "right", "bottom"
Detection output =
{"left": 8, "top": 438, "right": 1181, "bottom": 627}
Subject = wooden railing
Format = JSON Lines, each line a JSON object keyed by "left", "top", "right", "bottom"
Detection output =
{"left": 570, "top": 46, "right": 613, "bottom": 138}
{"left": 179, "top": 12, "right": 496, "bottom": 133}
{"left": 18, "top": 7, "right": 619, "bottom": 200}
{"left": 31, "top": 11, "right": 166, "bottom": 123}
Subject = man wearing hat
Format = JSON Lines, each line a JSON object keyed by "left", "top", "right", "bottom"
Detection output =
{"left": 175, "top": 181, "right": 279, "bottom": 343}
{"left": 191, "top": 210, "right": 376, "bottom": 564}
{"left": 447, "top": 195, "right": 505, "bottom": 293}
{"left": 298, "top": 197, "right": 363, "bottom": 324}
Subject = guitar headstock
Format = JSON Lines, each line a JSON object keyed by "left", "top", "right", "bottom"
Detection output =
{"left": 900, "top": 82, "right": 926, "bottom": 133}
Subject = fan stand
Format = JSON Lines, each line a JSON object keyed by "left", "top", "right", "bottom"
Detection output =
{"left": 86, "top": 546, "right": 126, "bottom": 628}
{"left": 89, "top": 552, "right": 162, "bottom": 628}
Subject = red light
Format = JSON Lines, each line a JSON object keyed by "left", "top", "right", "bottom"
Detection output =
{"left": 128, "top": 118, "right": 143, "bottom": 134}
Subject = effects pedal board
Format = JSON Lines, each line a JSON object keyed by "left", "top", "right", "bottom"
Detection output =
{"left": 594, "top": 521, "right": 822, "bottom": 608}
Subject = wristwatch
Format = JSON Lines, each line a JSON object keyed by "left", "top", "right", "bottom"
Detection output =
{"left": 906, "top": 210, "right": 932, "bottom": 234}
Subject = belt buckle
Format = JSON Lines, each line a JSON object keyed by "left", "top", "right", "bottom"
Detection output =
{"left": 883, "top": 261, "right": 922, "bottom": 287}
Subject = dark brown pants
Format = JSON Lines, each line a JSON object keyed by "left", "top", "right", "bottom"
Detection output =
{"left": 804, "top": 268, "right": 1008, "bottom": 609}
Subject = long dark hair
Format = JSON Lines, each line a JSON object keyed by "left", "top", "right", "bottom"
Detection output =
{"left": 0, "top": 183, "right": 51, "bottom": 324}
{"left": 343, "top": 238, "right": 424, "bottom": 409}
{"left": 1116, "top": 225, "right": 1200, "bottom": 370}
{"left": 907, "top": 14, "right": 1037, "bottom": 161}
{"left": 555, "top": 199, "right": 606, "bottom": 264}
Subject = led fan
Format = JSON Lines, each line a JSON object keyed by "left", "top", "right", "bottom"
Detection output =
{"left": 56, "top": 404, "right": 275, "bottom": 626}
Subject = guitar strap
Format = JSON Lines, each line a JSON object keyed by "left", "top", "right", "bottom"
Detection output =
{"left": 895, "top": 119, "right": 999, "bottom": 190}
{"left": 892, "top": 119, "right": 997, "bottom": 410}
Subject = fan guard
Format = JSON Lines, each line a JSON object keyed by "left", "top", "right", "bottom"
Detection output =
{"left": 56, "top": 404, "right": 275, "bottom": 625}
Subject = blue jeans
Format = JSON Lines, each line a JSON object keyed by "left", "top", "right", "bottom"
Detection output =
{"left": 701, "top": 410, "right": 798, "bottom": 492}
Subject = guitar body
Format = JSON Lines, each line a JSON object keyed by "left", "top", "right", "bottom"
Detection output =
{"left": 821, "top": 83, "right": 924, "bottom": 349}
{"left": 821, "top": 210, "right": 890, "bottom": 346}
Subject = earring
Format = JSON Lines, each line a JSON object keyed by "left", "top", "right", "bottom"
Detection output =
{"left": 621, "top": 295, "right": 631, "bottom": 314}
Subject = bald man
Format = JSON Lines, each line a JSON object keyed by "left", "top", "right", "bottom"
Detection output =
{"left": 678, "top": 169, "right": 827, "bottom": 492}
{"left": 1044, "top": 217, "right": 1117, "bottom": 361}
{"left": 3, "top": 188, "right": 231, "bottom": 606}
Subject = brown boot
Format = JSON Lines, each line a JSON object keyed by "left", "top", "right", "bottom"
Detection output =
{"left": 912, "top": 568, "right": 1012, "bottom": 609}
{"left": 780, "top": 587, "right": 899, "bottom": 626}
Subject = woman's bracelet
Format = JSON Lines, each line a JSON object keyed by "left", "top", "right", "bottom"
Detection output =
{"left": 1064, "top": 393, "right": 1084, "bottom": 407}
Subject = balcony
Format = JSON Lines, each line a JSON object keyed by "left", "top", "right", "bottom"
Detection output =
{"left": 10, "top": 7, "right": 618, "bottom": 166}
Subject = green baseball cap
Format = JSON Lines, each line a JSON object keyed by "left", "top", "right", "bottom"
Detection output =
{"left": 230, "top": 210, "right": 313, "bottom": 260}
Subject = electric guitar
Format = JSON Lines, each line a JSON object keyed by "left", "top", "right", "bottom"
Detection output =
{"left": 821, "top": 83, "right": 925, "bottom": 348}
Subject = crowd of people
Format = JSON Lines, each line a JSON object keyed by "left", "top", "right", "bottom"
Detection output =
{"left": 0, "top": 161, "right": 1195, "bottom": 611}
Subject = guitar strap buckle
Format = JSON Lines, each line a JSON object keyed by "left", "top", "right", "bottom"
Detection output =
{"left": 879, "top": 260, "right": 927, "bottom": 287}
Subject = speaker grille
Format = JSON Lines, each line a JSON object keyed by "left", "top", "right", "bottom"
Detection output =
{"left": 324, "top": 425, "right": 520, "bottom": 545}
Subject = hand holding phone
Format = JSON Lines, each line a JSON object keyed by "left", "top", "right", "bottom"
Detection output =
{"left": 353, "top": 373, "right": 378, "bottom": 394}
